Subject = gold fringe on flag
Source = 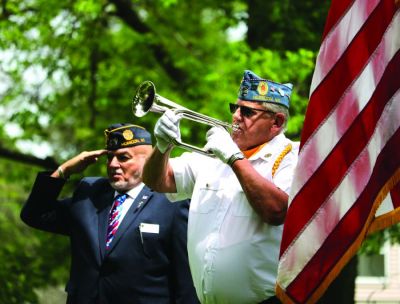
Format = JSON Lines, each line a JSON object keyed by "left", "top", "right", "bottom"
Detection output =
{"left": 308, "top": 169, "right": 400, "bottom": 303}
{"left": 368, "top": 168, "right": 400, "bottom": 234}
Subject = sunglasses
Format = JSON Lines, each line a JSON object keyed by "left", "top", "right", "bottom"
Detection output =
{"left": 229, "top": 103, "right": 275, "bottom": 118}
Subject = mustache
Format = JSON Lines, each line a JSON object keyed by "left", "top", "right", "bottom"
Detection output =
{"left": 109, "top": 169, "right": 123, "bottom": 175}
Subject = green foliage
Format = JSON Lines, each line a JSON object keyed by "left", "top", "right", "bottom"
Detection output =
{"left": 360, "top": 223, "right": 400, "bottom": 256}
{"left": 0, "top": 160, "right": 69, "bottom": 303}
{"left": 246, "top": 1, "right": 331, "bottom": 51}
{"left": 1, "top": 0, "right": 315, "bottom": 163}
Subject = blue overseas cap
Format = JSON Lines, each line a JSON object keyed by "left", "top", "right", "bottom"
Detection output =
{"left": 237, "top": 70, "right": 293, "bottom": 108}
{"left": 104, "top": 123, "right": 152, "bottom": 150}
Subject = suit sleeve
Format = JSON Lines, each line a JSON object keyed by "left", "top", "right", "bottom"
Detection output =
{"left": 20, "top": 172, "right": 72, "bottom": 236}
{"left": 170, "top": 199, "right": 199, "bottom": 304}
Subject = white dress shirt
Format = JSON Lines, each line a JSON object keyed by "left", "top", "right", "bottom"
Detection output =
{"left": 166, "top": 134, "right": 299, "bottom": 304}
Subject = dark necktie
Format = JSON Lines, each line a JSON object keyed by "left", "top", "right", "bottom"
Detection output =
{"left": 105, "top": 193, "right": 128, "bottom": 249}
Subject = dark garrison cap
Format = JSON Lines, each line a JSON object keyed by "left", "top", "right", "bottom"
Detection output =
{"left": 104, "top": 123, "right": 152, "bottom": 150}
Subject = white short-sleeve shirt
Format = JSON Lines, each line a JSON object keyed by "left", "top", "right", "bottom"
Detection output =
{"left": 166, "top": 134, "right": 299, "bottom": 304}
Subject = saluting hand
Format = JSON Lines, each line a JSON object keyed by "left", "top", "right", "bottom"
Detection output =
{"left": 52, "top": 149, "right": 108, "bottom": 179}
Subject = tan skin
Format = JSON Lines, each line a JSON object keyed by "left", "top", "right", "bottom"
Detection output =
{"left": 52, "top": 146, "right": 152, "bottom": 192}
{"left": 142, "top": 99, "right": 289, "bottom": 225}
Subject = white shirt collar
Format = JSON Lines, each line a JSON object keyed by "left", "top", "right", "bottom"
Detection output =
{"left": 247, "top": 133, "right": 285, "bottom": 161}
{"left": 114, "top": 182, "right": 145, "bottom": 200}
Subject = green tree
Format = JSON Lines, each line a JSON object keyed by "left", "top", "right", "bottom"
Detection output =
{"left": 246, "top": 0, "right": 331, "bottom": 51}
{"left": 0, "top": 159, "right": 70, "bottom": 303}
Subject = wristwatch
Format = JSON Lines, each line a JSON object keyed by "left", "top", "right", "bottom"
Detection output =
{"left": 227, "top": 151, "right": 245, "bottom": 167}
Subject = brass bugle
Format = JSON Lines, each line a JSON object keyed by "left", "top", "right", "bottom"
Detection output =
{"left": 132, "top": 80, "right": 232, "bottom": 156}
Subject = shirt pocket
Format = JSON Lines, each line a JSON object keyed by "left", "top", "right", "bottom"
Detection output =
{"left": 191, "top": 181, "right": 221, "bottom": 214}
{"left": 138, "top": 223, "right": 161, "bottom": 258}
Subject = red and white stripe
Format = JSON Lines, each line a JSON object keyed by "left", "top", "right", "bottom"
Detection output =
{"left": 276, "top": 1, "right": 400, "bottom": 303}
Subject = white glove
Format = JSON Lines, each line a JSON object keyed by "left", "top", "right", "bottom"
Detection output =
{"left": 154, "top": 110, "right": 182, "bottom": 153}
{"left": 204, "top": 126, "right": 241, "bottom": 163}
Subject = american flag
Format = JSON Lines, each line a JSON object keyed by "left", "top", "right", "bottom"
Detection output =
{"left": 276, "top": 0, "right": 400, "bottom": 303}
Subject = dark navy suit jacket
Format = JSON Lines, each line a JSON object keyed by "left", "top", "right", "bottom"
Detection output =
{"left": 20, "top": 172, "right": 199, "bottom": 304}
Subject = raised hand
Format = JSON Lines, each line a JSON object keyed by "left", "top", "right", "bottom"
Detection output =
{"left": 154, "top": 110, "right": 182, "bottom": 153}
{"left": 54, "top": 149, "right": 108, "bottom": 179}
{"left": 204, "top": 127, "right": 241, "bottom": 163}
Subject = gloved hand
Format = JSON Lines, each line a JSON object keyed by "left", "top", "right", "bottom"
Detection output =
{"left": 204, "top": 127, "right": 241, "bottom": 163}
{"left": 154, "top": 110, "right": 182, "bottom": 153}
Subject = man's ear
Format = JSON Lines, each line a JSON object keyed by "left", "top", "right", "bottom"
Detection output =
{"left": 274, "top": 113, "right": 285, "bottom": 128}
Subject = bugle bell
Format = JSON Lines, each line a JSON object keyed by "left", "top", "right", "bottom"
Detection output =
{"left": 132, "top": 80, "right": 232, "bottom": 156}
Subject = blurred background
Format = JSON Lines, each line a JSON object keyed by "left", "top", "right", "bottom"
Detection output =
{"left": 1, "top": 0, "right": 399, "bottom": 303}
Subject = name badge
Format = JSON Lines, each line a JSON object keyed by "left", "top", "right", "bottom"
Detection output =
{"left": 139, "top": 223, "right": 159, "bottom": 234}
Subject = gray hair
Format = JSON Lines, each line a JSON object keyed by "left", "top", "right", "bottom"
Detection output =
{"left": 261, "top": 102, "right": 289, "bottom": 133}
